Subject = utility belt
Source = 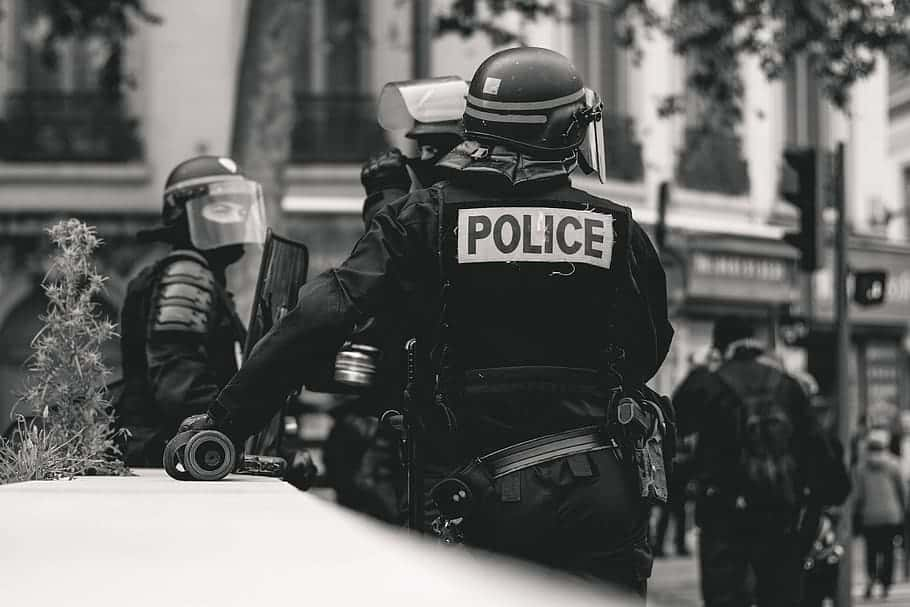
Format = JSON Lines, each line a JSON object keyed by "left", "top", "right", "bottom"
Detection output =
{"left": 429, "top": 379, "right": 672, "bottom": 542}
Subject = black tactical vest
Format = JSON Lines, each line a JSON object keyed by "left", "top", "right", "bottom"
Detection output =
{"left": 433, "top": 182, "right": 635, "bottom": 399}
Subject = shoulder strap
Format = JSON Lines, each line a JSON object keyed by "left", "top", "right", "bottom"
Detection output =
{"left": 432, "top": 184, "right": 458, "bottom": 411}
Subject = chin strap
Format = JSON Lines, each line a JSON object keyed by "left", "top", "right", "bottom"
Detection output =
{"left": 576, "top": 149, "right": 596, "bottom": 176}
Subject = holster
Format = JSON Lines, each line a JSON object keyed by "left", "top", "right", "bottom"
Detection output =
{"left": 609, "top": 390, "right": 672, "bottom": 504}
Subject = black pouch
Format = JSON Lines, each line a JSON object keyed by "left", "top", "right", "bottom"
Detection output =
{"left": 637, "top": 402, "right": 669, "bottom": 504}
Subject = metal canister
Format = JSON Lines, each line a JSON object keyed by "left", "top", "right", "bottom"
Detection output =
{"left": 334, "top": 343, "right": 381, "bottom": 387}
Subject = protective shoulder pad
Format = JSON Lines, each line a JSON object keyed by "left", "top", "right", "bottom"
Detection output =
{"left": 150, "top": 251, "right": 215, "bottom": 335}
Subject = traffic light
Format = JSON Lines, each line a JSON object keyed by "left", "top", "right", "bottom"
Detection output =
{"left": 780, "top": 147, "right": 821, "bottom": 271}
{"left": 854, "top": 270, "right": 887, "bottom": 306}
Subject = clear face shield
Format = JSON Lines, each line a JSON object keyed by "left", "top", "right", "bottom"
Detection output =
{"left": 578, "top": 88, "right": 607, "bottom": 183}
{"left": 377, "top": 75, "right": 468, "bottom": 131}
{"left": 184, "top": 179, "right": 268, "bottom": 251}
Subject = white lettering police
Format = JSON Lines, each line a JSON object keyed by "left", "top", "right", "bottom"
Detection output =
{"left": 457, "top": 207, "right": 615, "bottom": 269}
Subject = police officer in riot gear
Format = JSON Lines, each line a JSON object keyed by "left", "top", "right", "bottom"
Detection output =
{"left": 172, "top": 48, "right": 673, "bottom": 598}
{"left": 116, "top": 155, "right": 266, "bottom": 466}
{"left": 325, "top": 77, "right": 468, "bottom": 522}
{"left": 360, "top": 76, "right": 467, "bottom": 225}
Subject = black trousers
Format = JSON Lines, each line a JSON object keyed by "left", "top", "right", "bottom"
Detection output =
{"left": 864, "top": 524, "right": 900, "bottom": 587}
{"left": 699, "top": 520, "right": 803, "bottom": 607}
{"left": 457, "top": 449, "right": 651, "bottom": 602}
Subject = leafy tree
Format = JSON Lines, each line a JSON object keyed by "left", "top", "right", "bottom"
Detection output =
{"left": 21, "top": 0, "right": 160, "bottom": 100}
{"left": 438, "top": 0, "right": 910, "bottom": 130}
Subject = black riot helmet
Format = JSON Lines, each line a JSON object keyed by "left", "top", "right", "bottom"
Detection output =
{"left": 138, "top": 155, "right": 267, "bottom": 251}
{"left": 463, "top": 47, "right": 606, "bottom": 179}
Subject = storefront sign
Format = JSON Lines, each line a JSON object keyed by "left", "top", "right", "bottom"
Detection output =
{"left": 813, "top": 245, "right": 910, "bottom": 324}
{"left": 687, "top": 250, "right": 798, "bottom": 304}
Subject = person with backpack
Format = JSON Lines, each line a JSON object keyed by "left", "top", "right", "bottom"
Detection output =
{"left": 676, "top": 316, "right": 850, "bottom": 607}
{"left": 855, "top": 428, "right": 906, "bottom": 600}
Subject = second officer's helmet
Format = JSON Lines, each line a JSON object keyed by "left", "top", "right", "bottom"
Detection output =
{"left": 463, "top": 47, "right": 600, "bottom": 159}
{"left": 139, "top": 155, "right": 266, "bottom": 251}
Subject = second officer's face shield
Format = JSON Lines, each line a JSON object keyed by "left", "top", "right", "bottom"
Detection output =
{"left": 577, "top": 88, "right": 607, "bottom": 183}
{"left": 377, "top": 76, "right": 468, "bottom": 131}
{"left": 183, "top": 179, "right": 267, "bottom": 251}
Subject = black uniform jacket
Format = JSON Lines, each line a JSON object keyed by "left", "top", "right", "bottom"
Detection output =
{"left": 218, "top": 175, "right": 673, "bottom": 448}
{"left": 118, "top": 250, "right": 244, "bottom": 465}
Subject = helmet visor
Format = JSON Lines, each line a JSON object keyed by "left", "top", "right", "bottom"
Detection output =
{"left": 378, "top": 76, "right": 468, "bottom": 131}
{"left": 579, "top": 88, "right": 607, "bottom": 183}
{"left": 185, "top": 180, "right": 267, "bottom": 250}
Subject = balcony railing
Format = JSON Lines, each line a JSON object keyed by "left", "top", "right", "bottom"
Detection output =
{"left": 290, "top": 94, "right": 388, "bottom": 164}
{"left": 603, "top": 111, "right": 644, "bottom": 182}
{"left": 0, "top": 91, "right": 143, "bottom": 162}
{"left": 676, "top": 126, "right": 750, "bottom": 195}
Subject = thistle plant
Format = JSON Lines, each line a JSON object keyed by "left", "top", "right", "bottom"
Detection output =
{"left": 0, "top": 219, "right": 128, "bottom": 483}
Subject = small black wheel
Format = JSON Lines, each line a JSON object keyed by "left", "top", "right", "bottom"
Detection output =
{"left": 163, "top": 431, "right": 194, "bottom": 481}
{"left": 184, "top": 430, "right": 236, "bottom": 481}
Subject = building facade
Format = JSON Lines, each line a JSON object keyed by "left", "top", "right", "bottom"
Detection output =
{"left": 0, "top": 0, "right": 902, "bottom": 430}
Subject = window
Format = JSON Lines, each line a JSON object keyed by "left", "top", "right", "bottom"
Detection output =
{"left": 289, "top": 0, "right": 386, "bottom": 163}
{"left": 569, "top": 1, "right": 642, "bottom": 181}
{"left": 0, "top": 0, "right": 142, "bottom": 162}
{"left": 675, "top": 55, "right": 750, "bottom": 195}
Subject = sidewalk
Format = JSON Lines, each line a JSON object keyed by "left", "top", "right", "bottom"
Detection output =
{"left": 648, "top": 537, "right": 910, "bottom": 606}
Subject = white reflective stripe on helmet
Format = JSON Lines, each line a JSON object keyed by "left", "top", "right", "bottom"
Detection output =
{"left": 464, "top": 107, "right": 548, "bottom": 124}
{"left": 378, "top": 76, "right": 468, "bottom": 131}
{"left": 164, "top": 173, "right": 246, "bottom": 196}
{"left": 466, "top": 88, "right": 584, "bottom": 112}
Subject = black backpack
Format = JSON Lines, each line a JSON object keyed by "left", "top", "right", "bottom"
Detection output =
{"left": 717, "top": 363, "right": 802, "bottom": 510}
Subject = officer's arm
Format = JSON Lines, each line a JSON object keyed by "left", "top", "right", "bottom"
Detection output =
{"left": 215, "top": 194, "right": 437, "bottom": 439}
{"left": 146, "top": 257, "right": 223, "bottom": 426}
{"left": 624, "top": 222, "right": 674, "bottom": 384}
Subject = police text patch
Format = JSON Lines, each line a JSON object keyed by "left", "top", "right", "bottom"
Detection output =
{"left": 457, "top": 207, "right": 615, "bottom": 269}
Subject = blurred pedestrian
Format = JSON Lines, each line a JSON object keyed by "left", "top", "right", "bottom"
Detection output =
{"left": 855, "top": 428, "right": 906, "bottom": 599}
{"left": 867, "top": 399, "right": 902, "bottom": 456}
{"left": 657, "top": 347, "right": 722, "bottom": 557}
{"left": 676, "top": 315, "right": 850, "bottom": 607}
{"left": 652, "top": 427, "right": 695, "bottom": 557}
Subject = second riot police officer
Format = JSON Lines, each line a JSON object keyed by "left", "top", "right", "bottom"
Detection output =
{"left": 116, "top": 155, "right": 265, "bottom": 466}
{"left": 172, "top": 48, "right": 674, "bottom": 599}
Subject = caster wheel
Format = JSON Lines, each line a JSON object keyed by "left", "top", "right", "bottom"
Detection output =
{"left": 184, "top": 430, "right": 237, "bottom": 481}
{"left": 163, "top": 431, "right": 195, "bottom": 481}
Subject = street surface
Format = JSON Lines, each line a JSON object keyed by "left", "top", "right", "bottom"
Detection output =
{"left": 649, "top": 533, "right": 910, "bottom": 606}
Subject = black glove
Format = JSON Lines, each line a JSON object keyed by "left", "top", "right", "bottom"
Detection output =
{"left": 177, "top": 412, "right": 220, "bottom": 434}
{"left": 176, "top": 409, "right": 243, "bottom": 448}
{"left": 360, "top": 148, "right": 411, "bottom": 196}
